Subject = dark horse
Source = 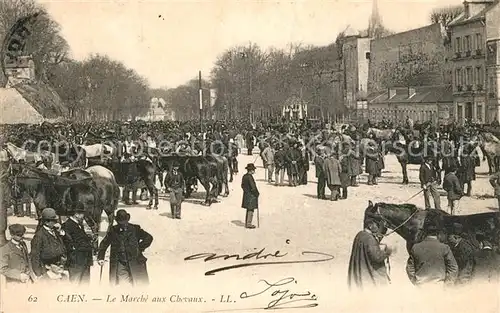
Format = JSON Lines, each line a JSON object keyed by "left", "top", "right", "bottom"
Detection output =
{"left": 159, "top": 155, "right": 219, "bottom": 206}
{"left": 386, "top": 129, "right": 441, "bottom": 184}
{"left": 87, "top": 158, "right": 159, "bottom": 210}
{"left": 365, "top": 201, "right": 500, "bottom": 282}
{"left": 10, "top": 164, "right": 101, "bottom": 241}
{"left": 60, "top": 165, "right": 119, "bottom": 234}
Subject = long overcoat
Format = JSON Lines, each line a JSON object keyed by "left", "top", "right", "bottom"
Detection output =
{"left": 365, "top": 145, "right": 380, "bottom": 175}
{"left": 348, "top": 231, "right": 390, "bottom": 290}
{"left": 241, "top": 173, "right": 259, "bottom": 210}
{"left": 323, "top": 156, "right": 341, "bottom": 186}
{"left": 339, "top": 156, "right": 352, "bottom": 188}
{"left": 97, "top": 223, "right": 153, "bottom": 286}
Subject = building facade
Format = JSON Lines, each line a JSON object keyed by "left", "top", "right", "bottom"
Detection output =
{"left": 486, "top": 1, "right": 500, "bottom": 122}
{"left": 449, "top": 0, "right": 499, "bottom": 124}
{"left": 367, "top": 85, "right": 453, "bottom": 126}
{"left": 368, "top": 23, "right": 451, "bottom": 95}
{"left": 342, "top": 29, "right": 371, "bottom": 122}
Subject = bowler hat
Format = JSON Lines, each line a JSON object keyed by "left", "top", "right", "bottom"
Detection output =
{"left": 41, "top": 208, "right": 58, "bottom": 221}
{"left": 8, "top": 224, "right": 26, "bottom": 236}
{"left": 245, "top": 163, "right": 256, "bottom": 171}
{"left": 115, "top": 209, "right": 130, "bottom": 222}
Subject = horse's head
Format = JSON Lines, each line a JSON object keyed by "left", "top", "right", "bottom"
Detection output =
{"left": 365, "top": 201, "right": 420, "bottom": 240}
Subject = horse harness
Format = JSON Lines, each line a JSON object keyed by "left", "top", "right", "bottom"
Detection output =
{"left": 374, "top": 205, "right": 420, "bottom": 238}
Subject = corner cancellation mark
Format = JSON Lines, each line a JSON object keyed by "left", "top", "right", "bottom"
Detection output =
{"left": 184, "top": 240, "right": 334, "bottom": 276}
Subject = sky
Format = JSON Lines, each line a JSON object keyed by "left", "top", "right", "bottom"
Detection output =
{"left": 41, "top": 0, "right": 461, "bottom": 89}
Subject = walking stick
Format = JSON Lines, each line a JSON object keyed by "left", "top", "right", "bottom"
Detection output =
{"left": 99, "top": 262, "right": 104, "bottom": 284}
{"left": 256, "top": 208, "right": 260, "bottom": 228}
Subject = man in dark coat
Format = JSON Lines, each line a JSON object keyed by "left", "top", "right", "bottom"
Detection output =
{"left": 406, "top": 219, "right": 458, "bottom": 287}
{"left": 245, "top": 131, "right": 255, "bottom": 155}
{"left": 299, "top": 144, "right": 309, "bottom": 185}
{"left": 62, "top": 204, "right": 93, "bottom": 285}
{"left": 314, "top": 147, "right": 327, "bottom": 199}
{"left": 365, "top": 140, "right": 380, "bottom": 185}
{"left": 442, "top": 165, "right": 463, "bottom": 215}
{"left": 323, "top": 151, "right": 342, "bottom": 201}
{"left": 459, "top": 145, "right": 476, "bottom": 196}
{"left": 274, "top": 144, "right": 286, "bottom": 186}
{"left": 164, "top": 163, "right": 186, "bottom": 219}
{"left": 30, "top": 208, "right": 67, "bottom": 280}
{"left": 285, "top": 143, "right": 301, "bottom": 186}
{"left": 97, "top": 209, "right": 153, "bottom": 286}
{"left": 241, "top": 163, "right": 259, "bottom": 229}
{"left": 419, "top": 155, "right": 442, "bottom": 210}
{"left": 347, "top": 215, "right": 393, "bottom": 290}
{"left": 448, "top": 223, "right": 476, "bottom": 285}
{"left": 0, "top": 224, "right": 36, "bottom": 284}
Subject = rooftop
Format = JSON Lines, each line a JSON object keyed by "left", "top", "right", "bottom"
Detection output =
{"left": 368, "top": 85, "right": 453, "bottom": 104}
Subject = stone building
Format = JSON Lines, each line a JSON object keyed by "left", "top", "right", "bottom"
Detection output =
{"left": 367, "top": 85, "right": 453, "bottom": 126}
{"left": 341, "top": 27, "right": 371, "bottom": 122}
{"left": 485, "top": 1, "right": 500, "bottom": 122}
{"left": 448, "top": 0, "right": 499, "bottom": 124}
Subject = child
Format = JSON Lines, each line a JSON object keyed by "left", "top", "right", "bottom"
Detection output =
{"left": 442, "top": 165, "right": 463, "bottom": 215}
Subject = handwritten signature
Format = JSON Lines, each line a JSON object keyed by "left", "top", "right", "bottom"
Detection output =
{"left": 240, "top": 277, "right": 318, "bottom": 309}
{"left": 184, "top": 240, "right": 334, "bottom": 276}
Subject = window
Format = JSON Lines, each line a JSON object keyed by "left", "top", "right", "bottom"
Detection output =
{"left": 476, "top": 66, "right": 483, "bottom": 86}
{"left": 476, "top": 33, "right": 483, "bottom": 50}
{"left": 455, "top": 68, "right": 461, "bottom": 87}
{"left": 455, "top": 37, "right": 461, "bottom": 53}
{"left": 477, "top": 103, "right": 483, "bottom": 122}
{"left": 464, "top": 35, "right": 471, "bottom": 52}
{"left": 466, "top": 67, "right": 472, "bottom": 85}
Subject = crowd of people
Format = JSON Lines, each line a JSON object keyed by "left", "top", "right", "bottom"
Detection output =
{"left": 1, "top": 116, "right": 499, "bottom": 290}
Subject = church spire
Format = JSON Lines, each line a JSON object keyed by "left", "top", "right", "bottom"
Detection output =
{"left": 368, "top": 0, "right": 388, "bottom": 38}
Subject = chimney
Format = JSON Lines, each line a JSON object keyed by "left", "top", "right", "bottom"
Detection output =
{"left": 408, "top": 86, "right": 416, "bottom": 98}
{"left": 388, "top": 88, "right": 396, "bottom": 99}
{"left": 464, "top": 2, "right": 470, "bottom": 19}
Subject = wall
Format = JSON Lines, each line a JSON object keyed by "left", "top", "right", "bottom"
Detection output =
{"left": 356, "top": 38, "right": 371, "bottom": 97}
{"left": 485, "top": 1, "right": 500, "bottom": 121}
{"left": 368, "top": 23, "right": 451, "bottom": 93}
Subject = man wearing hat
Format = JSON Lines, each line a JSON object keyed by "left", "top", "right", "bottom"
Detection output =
{"left": 241, "top": 163, "right": 259, "bottom": 229}
{"left": 442, "top": 165, "right": 463, "bottom": 215}
{"left": 30, "top": 208, "right": 67, "bottom": 280}
{"left": 448, "top": 223, "right": 477, "bottom": 285}
{"left": 164, "top": 162, "right": 186, "bottom": 218}
{"left": 347, "top": 210, "right": 393, "bottom": 290}
{"left": 314, "top": 147, "right": 327, "bottom": 199}
{"left": 406, "top": 214, "right": 458, "bottom": 287}
{"left": 97, "top": 209, "right": 153, "bottom": 286}
{"left": 0, "top": 224, "right": 36, "bottom": 284}
{"left": 62, "top": 203, "right": 93, "bottom": 285}
{"left": 274, "top": 144, "right": 286, "bottom": 186}
{"left": 419, "top": 155, "right": 442, "bottom": 210}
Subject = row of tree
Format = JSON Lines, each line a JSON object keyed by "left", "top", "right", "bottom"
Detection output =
{"left": 1, "top": 0, "right": 150, "bottom": 121}
{"left": 1, "top": 0, "right": 463, "bottom": 122}
{"left": 161, "top": 5, "right": 463, "bottom": 122}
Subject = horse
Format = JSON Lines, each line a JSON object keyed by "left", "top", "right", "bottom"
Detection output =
{"left": 159, "top": 155, "right": 219, "bottom": 206}
{"left": 61, "top": 165, "right": 119, "bottom": 234}
{"left": 366, "top": 128, "right": 395, "bottom": 142}
{"left": 365, "top": 201, "right": 500, "bottom": 282}
{"left": 475, "top": 131, "right": 500, "bottom": 174}
{"left": 87, "top": 157, "right": 159, "bottom": 210}
{"left": 4, "top": 142, "right": 54, "bottom": 168}
{"left": 10, "top": 164, "right": 100, "bottom": 236}
{"left": 386, "top": 129, "right": 441, "bottom": 184}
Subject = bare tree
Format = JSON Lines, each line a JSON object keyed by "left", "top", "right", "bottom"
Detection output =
{"left": 430, "top": 5, "right": 463, "bottom": 26}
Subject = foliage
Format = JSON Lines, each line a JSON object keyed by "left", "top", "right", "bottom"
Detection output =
{"left": 430, "top": 5, "right": 463, "bottom": 26}
{"left": 0, "top": 0, "right": 69, "bottom": 85}
{"left": 47, "top": 55, "right": 151, "bottom": 120}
